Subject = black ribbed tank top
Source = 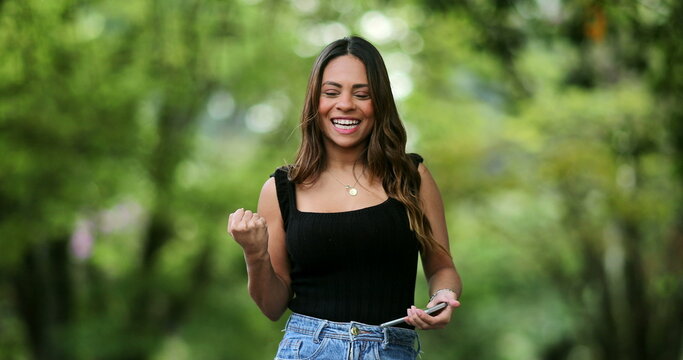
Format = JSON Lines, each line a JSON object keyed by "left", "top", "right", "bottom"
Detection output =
{"left": 271, "top": 154, "right": 423, "bottom": 328}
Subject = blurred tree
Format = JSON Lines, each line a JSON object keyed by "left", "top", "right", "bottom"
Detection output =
{"left": 1, "top": 0, "right": 309, "bottom": 358}
{"left": 0, "top": 0, "right": 145, "bottom": 358}
{"left": 1, "top": 0, "right": 681, "bottom": 359}
{"left": 415, "top": 0, "right": 683, "bottom": 359}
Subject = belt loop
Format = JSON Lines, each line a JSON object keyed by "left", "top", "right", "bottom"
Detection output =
{"left": 282, "top": 314, "right": 293, "bottom": 332}
{"left": 415, "top": 332, "right": 422, "bottom": 358}
{"left": 381, "top": 327, "right": 389, "bottom": 349}
{"left": 312, "top": 319, "right": 327, "bottom": 344}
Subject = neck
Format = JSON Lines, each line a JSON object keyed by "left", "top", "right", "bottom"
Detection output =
{"left": 324, "top": 147, "right": 365, "bottom": 171}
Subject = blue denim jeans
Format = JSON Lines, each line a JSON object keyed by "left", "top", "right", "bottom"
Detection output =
{"left": 275, "top": 313, "right": 420, "bottom": 360}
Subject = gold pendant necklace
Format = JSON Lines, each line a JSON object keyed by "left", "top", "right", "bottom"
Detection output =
{"left": 329, "top": 168, "right": 364, "bottom": 196}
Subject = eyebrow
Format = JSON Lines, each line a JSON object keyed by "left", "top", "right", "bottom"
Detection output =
{"left": 322, "top": 81, "right": 369, "bottom": 89}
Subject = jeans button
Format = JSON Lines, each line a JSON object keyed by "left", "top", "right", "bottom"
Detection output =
{"left": 350, "top": 326, "right": 359, "bottom": 336}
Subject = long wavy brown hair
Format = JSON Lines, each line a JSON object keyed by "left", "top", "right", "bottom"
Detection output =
{"left": 289, "top": 36, "right": 448, "bottom": 255}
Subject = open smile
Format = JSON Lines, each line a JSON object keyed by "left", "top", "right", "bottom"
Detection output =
{"left": 331, "top": 117, "right": 361, "bottom": 132}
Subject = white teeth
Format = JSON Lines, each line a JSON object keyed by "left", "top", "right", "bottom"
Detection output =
{"left": 332, "top": 119, "right": 360, "bottom": 126}
{"left": 331, "top": 119, "right": 360, "bottom": 130}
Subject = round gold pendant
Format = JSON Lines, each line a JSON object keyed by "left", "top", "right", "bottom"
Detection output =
{"left": 348, "top": 187, "right": 358, "bottom": 196}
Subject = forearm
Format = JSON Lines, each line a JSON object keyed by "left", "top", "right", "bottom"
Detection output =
{"left": 427, "top": 266, "right": 462, "bottom": 301}
{"left": 407, "top": 265, "right": 462, "bottom": 330}
{"left": 244, "top": 251, "right": 292, "bottom": 321}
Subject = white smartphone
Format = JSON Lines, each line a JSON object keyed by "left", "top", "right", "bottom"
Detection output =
{"left": 379, "top": 302, "right": 448, "bottom": 328}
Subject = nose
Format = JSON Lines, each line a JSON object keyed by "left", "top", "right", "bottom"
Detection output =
{"left": 335, "top": 93, "right": 355, "bottom": 112}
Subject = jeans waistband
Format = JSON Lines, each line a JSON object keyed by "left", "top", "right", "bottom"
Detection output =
{"left": 285, "top": 313, "right": 418, "bottom": 348}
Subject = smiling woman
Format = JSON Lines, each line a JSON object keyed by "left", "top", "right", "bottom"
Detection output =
{"left": 318, "top": 55, "right": 375, "bottom": 150}
{"left": 227, "top": 36, "right": 462, "bottom": 360}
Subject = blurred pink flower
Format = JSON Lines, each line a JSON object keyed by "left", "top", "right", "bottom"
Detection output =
{"left": 70, "top": 220, "right": 94, "bottom": 260}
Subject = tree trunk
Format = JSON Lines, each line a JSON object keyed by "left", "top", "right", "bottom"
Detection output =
{"left": 12, "top": 238, "right": 72, "bottom": 360}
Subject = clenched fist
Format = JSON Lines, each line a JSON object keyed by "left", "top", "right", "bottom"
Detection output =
{"left": 228, "top": 208, "right": 269, "bottom": 256}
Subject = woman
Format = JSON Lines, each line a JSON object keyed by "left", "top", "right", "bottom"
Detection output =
{"left": 228, "top": 36, "right": 462, "bottom": 359}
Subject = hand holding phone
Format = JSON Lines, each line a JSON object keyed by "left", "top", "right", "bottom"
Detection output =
{"left": 379, "top": 302, "right": 447, "bottom": 328}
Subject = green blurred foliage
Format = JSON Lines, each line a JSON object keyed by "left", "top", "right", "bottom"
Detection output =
{"left": 1, "top": 0, "right": 682, "bottom": 359}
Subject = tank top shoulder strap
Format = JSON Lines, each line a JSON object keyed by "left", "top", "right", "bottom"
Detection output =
{"left": 408, "top": 153, "right": 424, "bottom": 167}
{"left": 270, "top": 166, "right": 296, "bottom": 228}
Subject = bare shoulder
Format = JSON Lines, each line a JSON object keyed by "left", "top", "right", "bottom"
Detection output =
{"left": 415, "top": 161, "right": 453, "bottom": 271}
{"left": 258, "top": 175, "right": 291, "bottom": 288}
{"left": 258, "top": 177, "right": 280, "bottom": 222}
{"left": 417, "top": 162, "right": 429, "bottom": 175}
{"left": 417, "top": 162, "right": 441, "bottom": 197}
{"left": 260, "top": 177, "right": 277, "bottom": 200}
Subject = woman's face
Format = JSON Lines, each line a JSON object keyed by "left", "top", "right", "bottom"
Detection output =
{"left": 318, "top": 55, "right": 375, "bottom": 152}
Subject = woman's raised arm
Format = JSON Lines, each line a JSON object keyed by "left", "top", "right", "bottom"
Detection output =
{"left": 228, "top": 177, "right": 292, "bottom": 321}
